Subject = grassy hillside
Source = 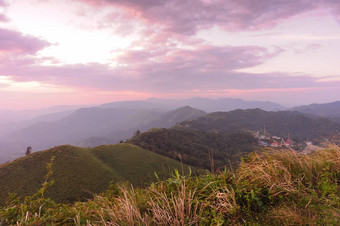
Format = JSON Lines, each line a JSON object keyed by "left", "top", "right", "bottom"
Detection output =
{"left": 129, "top": 128, "right": 258, "bottom": 170}
{"left": 0, "top": 143, "right": 193, "bottom": 205}
{"left": 1, "top": 147, "right": 338, "bottom": 225}
{"left": 178, "top": 109, "right": 340, "bottom": 142}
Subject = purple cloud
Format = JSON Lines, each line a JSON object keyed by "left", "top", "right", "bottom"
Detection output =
{"left": 77, "top": 0, "right": 329, "bottom": 35}
{"left": 114, "top": 45, "right": 281, "bottom": 77}
{"left": 0, "top": 0, "right": 5, "bottom": 6}
{"left": 0, "top": 28, "right": 49, "bottom": 55}
{"left": 4, "top": 61, "right": 340, "bottom": 96}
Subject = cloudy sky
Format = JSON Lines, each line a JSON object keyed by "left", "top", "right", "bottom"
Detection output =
{"left": 1, "top": 0, "right": 340, "bottom": 109}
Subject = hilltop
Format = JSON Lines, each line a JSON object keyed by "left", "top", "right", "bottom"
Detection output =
{"left": 129, "top": 128, "right": 258, "bottom": 170}
{"left": 0, "top": 143, "right": 193, "bottom": 205}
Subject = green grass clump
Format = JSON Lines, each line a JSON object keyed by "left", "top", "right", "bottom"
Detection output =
{"left": 1, "top": 147, "right": 339, "bottom": 225}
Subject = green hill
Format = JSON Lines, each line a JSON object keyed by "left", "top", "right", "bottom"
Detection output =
{"left": 129, "top": 128, "right": 258, "bottom": 170}
{"left": 0, "top": 143, "right": 193, "bottom": 205}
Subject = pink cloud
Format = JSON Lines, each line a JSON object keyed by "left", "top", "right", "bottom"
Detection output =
{"left": 0, "top": 0, "right": 8, "bottom": 22}
{"left": 1, "top": 44, "right": 339, "bottom": 96}
{"left": 0, "top": 14, "right": 7, "bottom": 22}
{"left": 306, "top": 43, "right": 322, "bottom": 51}
{"left": 77, "top": 0, "right": 161, "bottom": 9}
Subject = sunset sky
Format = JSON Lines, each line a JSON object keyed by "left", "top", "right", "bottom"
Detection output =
{"left": 1, "top": 0, "right": 340, "bottom": 109}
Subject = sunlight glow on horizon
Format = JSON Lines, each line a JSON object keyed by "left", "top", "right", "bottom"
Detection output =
{"left": 7, "top": 0, "right": 138, "bottom": 65}
{"left": 0, "top": 75, "right": 72, "bottom": 93}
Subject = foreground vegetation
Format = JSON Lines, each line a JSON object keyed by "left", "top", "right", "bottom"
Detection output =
{"left": 1, "top": 147, "right": 339, "bottom": 225}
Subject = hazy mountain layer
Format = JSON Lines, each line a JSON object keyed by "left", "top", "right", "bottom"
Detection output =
{"left": 146, "top": 97, "right": 286, "bottom": 112}
{"left": 291, "top": 101, "right": 340, "bottom": 122}
{"left": 176, "top": 109, "right": 340, "bottom": 142}
{"left": 0, "top": 105, "right": 83, "bottom": 124}
{"left": 99, "top": 97, "right": 286, "bottom": 112}
{"left": 0, "top": 106, "right": 206, "bottom": 163}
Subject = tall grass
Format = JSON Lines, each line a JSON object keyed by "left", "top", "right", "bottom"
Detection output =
{"left": 81, "top": 186, "right": 149, "bottom": 225}
{"left": 237, "top": 147, "right": 340, "bottom": 196}
{"left": 148, "top": 181, "right": 202, "bottom": 225}
{"left": 235, "top": 147, "right": 340, "bottom": 224}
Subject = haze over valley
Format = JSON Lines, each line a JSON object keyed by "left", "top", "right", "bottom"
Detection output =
{"left": 1, "top": 97, "right": 340, "bottom": 163}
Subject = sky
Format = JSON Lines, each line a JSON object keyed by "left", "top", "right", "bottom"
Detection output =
{"left": 1, "top": 0, "right": 340, "bottom": 109}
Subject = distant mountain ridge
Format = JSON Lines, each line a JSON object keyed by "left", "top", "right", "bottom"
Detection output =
{"left": 291, "top": 101, "right": 340, "bottom": 123}
{"left": 146, "top": 97, "right": 286, "bottom": 112}
{"left": 98, "top": 97, "right": 286, "bottom": 112}
{"left": 177, "top": 109, "right": 340, "bottom": 142}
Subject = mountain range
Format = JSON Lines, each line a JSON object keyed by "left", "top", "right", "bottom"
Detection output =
{"left": 0, "top": 97, "right": 286, "bottom": 163}
{"left": 177, "top": 109, "right": 340, "bottom": 142}
{"left": 290, "top": 101, "right": 340, "bottom": 123}
{"left": 2, "top": 97, "right": 340, "bottom": 163}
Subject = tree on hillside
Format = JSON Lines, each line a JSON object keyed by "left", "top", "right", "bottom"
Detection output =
{"left": 134, "top": 130, "right": 141, "bottom": 137}
{"left": 25, "top": 146, "right": 32, "bottom": 156}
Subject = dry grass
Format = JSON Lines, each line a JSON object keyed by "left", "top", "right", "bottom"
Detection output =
{"left": 236, "top": 147, "right": 340, "bottom": 197}
{"left": 72, "top": 186, "right": 149, "bottom": 226}
{"left": 148, "top": 182, "right": 203, "bottom": 226}
{"left": 270, "top": 205, "right": 309, "bottom": 225}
